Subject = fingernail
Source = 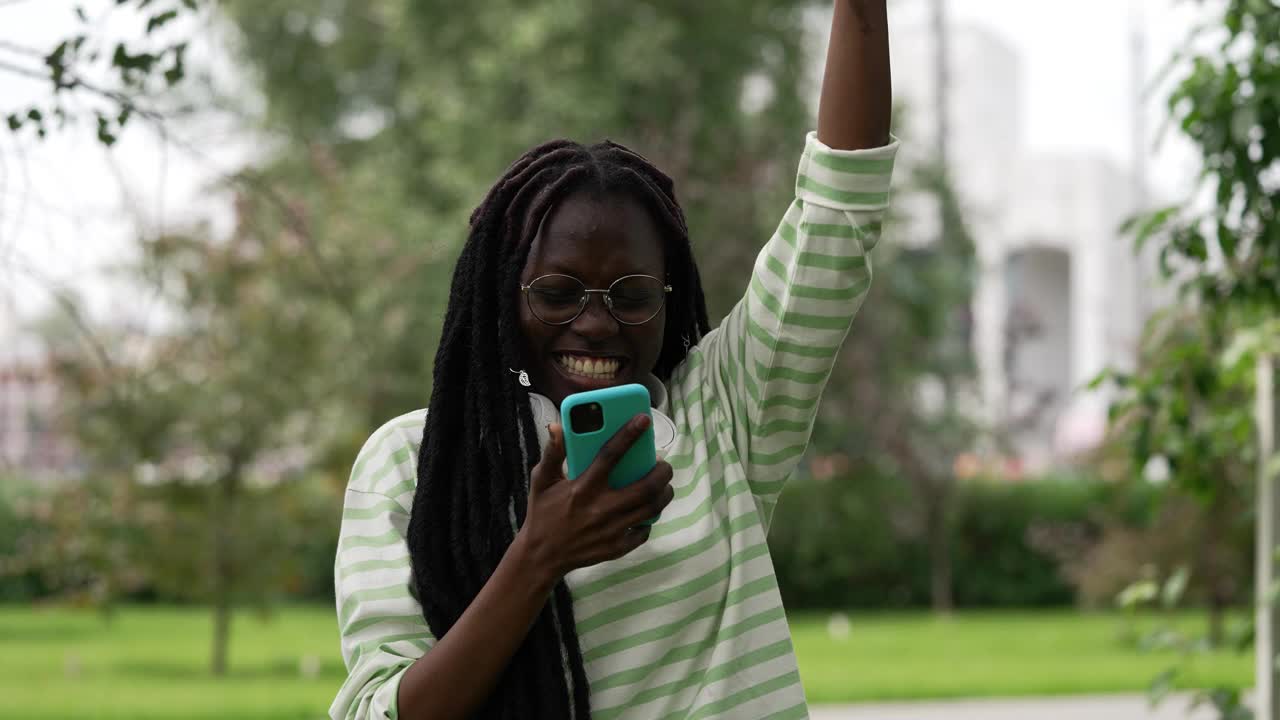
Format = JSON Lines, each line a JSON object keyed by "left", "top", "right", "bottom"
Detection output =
{"left": 635, "top": 415, "right": 651, "bottom": 430}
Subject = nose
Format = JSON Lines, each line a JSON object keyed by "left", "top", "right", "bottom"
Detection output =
{"left": 570, "top": 293, "right": 619, "bottom": 339}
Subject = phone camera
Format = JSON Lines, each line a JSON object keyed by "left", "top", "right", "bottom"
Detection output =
{"left": 569, "top": 402, "right": 605, "bottom": 434}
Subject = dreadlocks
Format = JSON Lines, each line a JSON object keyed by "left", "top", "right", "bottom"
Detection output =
{"left": 407, "top": 139, "right": 711, "bottom": 719}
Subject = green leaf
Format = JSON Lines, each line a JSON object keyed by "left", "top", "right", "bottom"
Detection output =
{"left": 6, "top": 114, "right": 22, "bottom": 131}
{"left": 1118, "top": 579, "right": 1159, "bottom": 608}
{"left": 111, "top": 44, "right": 158, "bottom": 74}
{"left": 1161, "top": 566, "right": 1190, "bottom": 608}
{"left": 1126, "top": 205, "right": 1181, "bottom": 252}
{"left": 164, "top": 43, "right": 187, "bottom": 86}
{"left": 1086, "top": 369, "right": 1112, "bottom": 390}
{"left": 1148, "top": 668, "right": 1178, "bottom": 706}
{"left": 1227, "top": 617, "right": 1254, "bottom": 653}
{"left": 146, "top": 9, "right": 179, "bottom": 34}
{"left": 95, "top": 115, "right": 117, "bottom": 147}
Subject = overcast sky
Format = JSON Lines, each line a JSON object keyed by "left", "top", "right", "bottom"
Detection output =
{"left": 0, "top": 0, "right": 1204, "bottom": 338}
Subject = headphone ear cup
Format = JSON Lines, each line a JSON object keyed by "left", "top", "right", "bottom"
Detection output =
{"left": 652, "top": 411, "right": 677, "bottom": 455}
{"left": 529, "top": 393, "right": 557, "bottom": 451}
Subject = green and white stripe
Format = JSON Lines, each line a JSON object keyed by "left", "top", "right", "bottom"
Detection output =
{"left": 330, "top": 131, "right": 898, "bottom": 720}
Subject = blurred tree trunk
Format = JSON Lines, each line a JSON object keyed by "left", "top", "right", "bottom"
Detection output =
{"left": 925, "top": 491, "right": 954, "bottom": 614}
{"left": 210, "top": 455, "right": 244, "bottom": 677}
{"left": 1200, "top": 487, "right": 1230, "bottom": 648}
{"left": 887, "top": 426, "right": 956, "bottom": 614}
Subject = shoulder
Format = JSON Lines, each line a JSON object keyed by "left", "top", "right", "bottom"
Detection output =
{"left": 346, "top": 408, "right": 428, "bottom": 497}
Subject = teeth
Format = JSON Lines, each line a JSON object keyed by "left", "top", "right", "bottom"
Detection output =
{"left": 556, "top": 355, "right": 620, "bottom": 379}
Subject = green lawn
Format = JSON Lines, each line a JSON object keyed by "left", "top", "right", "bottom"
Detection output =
{"left": 0, "top": 605, "right": 1253, "bottom": 718}
{"left": 790, "top": 610, "right": 1252, "bottom": 703}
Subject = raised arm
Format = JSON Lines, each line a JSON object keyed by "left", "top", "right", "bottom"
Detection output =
{"left": 818, "top": 0, "right": 892, "bottom": 151}
{"left": 672, "top": 0, "right": 896, "bottom": 524}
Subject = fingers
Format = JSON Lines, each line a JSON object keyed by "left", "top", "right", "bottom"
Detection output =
{"left": 530, "top": 423, "right": 566, "bottom": 493}
{"left": 615, "top": 525, "right": 652, "bottom": 557}
{"left": 583, "top": 413, "right": 652, "bottom": 488}
{"left": 615, "top": 461, "right": 675, "bottom": 527}
{"left": 620, "top": 484, "right": 674, "bottom": 529}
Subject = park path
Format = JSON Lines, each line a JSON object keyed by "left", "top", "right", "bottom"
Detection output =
{"left": 812, "top": 693, "right": 1221, "bottom": 720}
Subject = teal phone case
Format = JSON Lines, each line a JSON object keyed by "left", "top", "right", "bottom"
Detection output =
{"left": 561, "top": 384, "right": 657, "bottom": 495}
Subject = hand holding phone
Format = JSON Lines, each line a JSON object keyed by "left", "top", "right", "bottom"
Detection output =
{"left": 516, "top": 390, "right": 674, "bottom": 581}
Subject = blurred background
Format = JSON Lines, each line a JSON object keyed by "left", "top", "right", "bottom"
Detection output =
{"left": 1, "top": 1, "right": 1277, "bottom": 718}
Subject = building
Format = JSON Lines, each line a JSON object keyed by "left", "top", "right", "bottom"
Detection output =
{"left": 887, "top": 20, "right": 1159, "bottom": 470}
{"left": 0, "top": 327, "right": 77, "bottom": 481}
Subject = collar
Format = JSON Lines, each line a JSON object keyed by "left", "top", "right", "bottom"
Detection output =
{"left": 527, "top": 374, "right": 677, "bottom": 454}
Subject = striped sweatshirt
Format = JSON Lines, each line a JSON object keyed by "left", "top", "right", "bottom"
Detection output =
{"left": 332, "top": 131, "right": 899, "bottom": 720}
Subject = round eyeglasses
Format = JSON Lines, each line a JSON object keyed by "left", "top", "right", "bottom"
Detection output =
{"left": 521, "top": 274, "right": 672, "bottom": 326}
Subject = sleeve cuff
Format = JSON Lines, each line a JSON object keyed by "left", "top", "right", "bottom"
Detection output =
{"left": 372, "top": 662, "right": 411, "bottom": 720}
{"left": 796, "top": 131, "right": 900, "bottom": 211}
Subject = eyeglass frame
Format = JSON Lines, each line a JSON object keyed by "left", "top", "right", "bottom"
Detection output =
{"left": 520, "top": 273, "right": 673, "bottom": 326}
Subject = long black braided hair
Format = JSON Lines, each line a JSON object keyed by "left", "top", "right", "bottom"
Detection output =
{"left": 407, "top": 139, "right": 712, "bottom": 719}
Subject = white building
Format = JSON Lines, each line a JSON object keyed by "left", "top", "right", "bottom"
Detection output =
{"left": 888, "top": 21, "right": 1159, "bottom": 470}
{"left": 0, "top": 318, "right": 76, "bottom": 480}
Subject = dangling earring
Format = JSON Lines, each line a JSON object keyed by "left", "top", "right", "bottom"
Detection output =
{"left": 509, "top": 368, "right": 531, "bottom": 387}
{"left": 682, "top": 334, "right": 692, "bottom": 352}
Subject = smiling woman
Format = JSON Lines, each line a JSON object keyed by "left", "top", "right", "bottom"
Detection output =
{"left": 519, "top": 190, "right": 673, "bottom": 402}
{"left": 331, "top": 2, "right": 898, "bottom": 719}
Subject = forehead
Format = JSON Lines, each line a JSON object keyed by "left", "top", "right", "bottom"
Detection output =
{"left": 523, "top": 190, "right": 666, "bottom": 283}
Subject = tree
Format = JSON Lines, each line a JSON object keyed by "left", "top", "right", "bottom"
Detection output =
{"left": 2, "top": 0, "right": 203, "bottom": 145}
{"left": 1099, "top": 1, "right": 1280, "bottom": 716}
{"left": 810, "top": 161, "right": 978, "bottom": 613}
{"left": 48, "top": 208, "right": 349, "bottom": 674}
{"left": 1100, "top": 305, "right": 1255, "bottom": 645}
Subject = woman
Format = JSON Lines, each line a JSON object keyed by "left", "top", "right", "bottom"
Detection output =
{"left": 333, "top": 1, "right": 896, "bottom": 717}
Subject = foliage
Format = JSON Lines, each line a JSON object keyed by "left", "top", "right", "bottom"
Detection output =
{"left": 2, "top": 0, "right": 204, "bottom": 145}
{"left": 1117, "top": 569, "right": 1254, "bottom": 720}
{"left": 770, "top": 472, "right": 1181, "bottom": 610}
{"left": 1099, "top": 307, "right": 1257, "bottom": 502}
{"left": 0, "top": 477, "right": 56, "bottom": 602}
{"left": 1095, "top": 305, "right": 1256, "bottom": 646}
{"left": 808, "top": 161, "right": 980, "bottom": 612}
{"left": 1129, "top": 2, "right": 1280, "bottom": 310}
{"left": 1061, "top": 490, "right": 1250, "bottom": 612}
{"left": 1100, "top": 1, "right": 1280, "bottom": 716}
{"left": 44, "top": 220, "right": 350, "bottom": 672}
{"left": 10, "top": 471, "right": 1229, "bottom": 614}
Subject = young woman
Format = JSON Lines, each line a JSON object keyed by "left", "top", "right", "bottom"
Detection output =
{"left": 332, "top": 2, "right": 896, "bottom": 717}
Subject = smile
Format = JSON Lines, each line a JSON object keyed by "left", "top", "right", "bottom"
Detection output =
{"left": 555, "top": 354, "right": 622, "bottom": 380}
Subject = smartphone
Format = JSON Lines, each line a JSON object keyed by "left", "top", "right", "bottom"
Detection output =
{"left": 560, "top": 384, "right": 657, "bottom": 493}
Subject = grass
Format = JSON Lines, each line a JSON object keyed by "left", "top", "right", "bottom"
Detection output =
{"left": 0, "top": 605, "right": 343, "bottom": 720}
{"left": 790, "top": 610, "right": 1252, "bottom": 703}
{"left": 0, "top": 605, "right": 1254, "bottom": 718}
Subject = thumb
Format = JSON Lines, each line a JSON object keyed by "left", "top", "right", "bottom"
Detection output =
{"left": 531, "top": 423, "right": 566, "bottom": 493}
